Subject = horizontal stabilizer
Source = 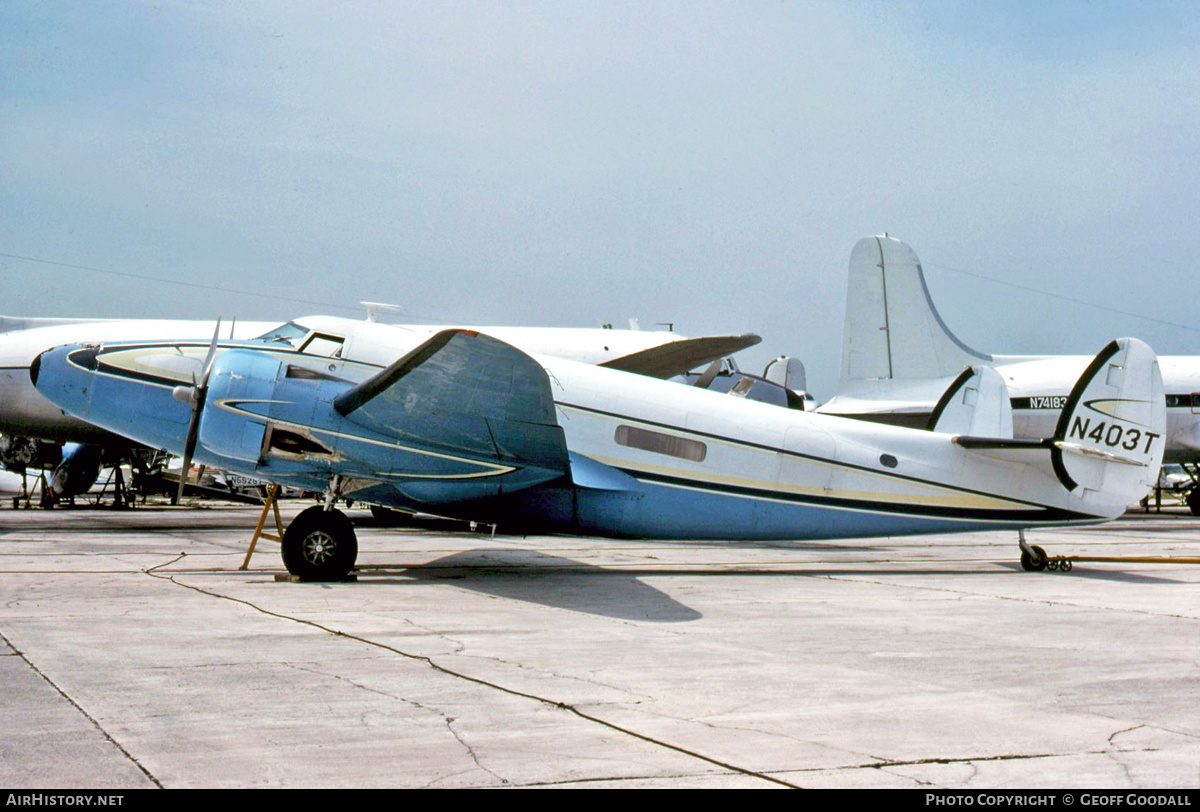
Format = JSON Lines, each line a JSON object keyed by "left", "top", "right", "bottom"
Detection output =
{"left": 1053, "top": 441, "right": 1148, "bottom": 466}
{"left": 334, "top": 329, "right": 569, "bottom": 480}
{"left": 601, "top": 334, "right": 761, "bottom": 379}
{"left": 952, "top": 436, "right": 1057, "bottom": 472}
{"left": 954, "top": 436, "right": 1049, "bottom": 451}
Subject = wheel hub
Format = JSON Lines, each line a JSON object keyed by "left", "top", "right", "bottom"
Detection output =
{"left": 302, "top": 531, "right": 337, "bottom": 565}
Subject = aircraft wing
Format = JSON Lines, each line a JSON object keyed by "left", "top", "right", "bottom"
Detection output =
{"left": 333, "top": 329, "right": 570, "bottom": 483}
{"left": 599, "top": 334, "right": 761, "bottom": 379}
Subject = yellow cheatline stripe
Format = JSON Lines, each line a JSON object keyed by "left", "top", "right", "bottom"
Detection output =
{"left": 587, "top": 453, "right": 1032, "bottom": 512}
{"left": 564, "top": 406, "right": 1030, "bottom": 511}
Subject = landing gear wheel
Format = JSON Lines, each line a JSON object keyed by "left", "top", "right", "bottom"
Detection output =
{"left": 1187, "top": 489, "right": 1200, "bottom": 517}
{"left": 282, "top": 505, "right": 358, "bottom": 581}
{"left": 1020, "top": 544, "right": 1048, "bottom": 572}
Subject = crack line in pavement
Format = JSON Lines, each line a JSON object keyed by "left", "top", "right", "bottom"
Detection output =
{"left": 147, "top": 568, "right": 801, "bottom": 789}
{"left": 0, "top": 628, "right": 163, "bottom": 789}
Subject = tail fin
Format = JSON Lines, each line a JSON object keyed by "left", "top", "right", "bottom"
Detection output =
{"left": 954, "top": 338, "right": 1165, "bottom": 516}
{"left": 841, "top": 236, "right": 991, "bottom": 382}
{"left": 1051, "top": 338, "right": 1165, "bottom": 507}
{"left": 927, "top": 366, "right": 1014, "bottom": 437}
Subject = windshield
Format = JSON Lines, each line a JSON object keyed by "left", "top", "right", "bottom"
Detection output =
{"left": 253, "top": 321, "right": 309, "bottom": 348}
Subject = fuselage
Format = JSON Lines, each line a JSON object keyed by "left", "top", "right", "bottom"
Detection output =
{"left": 32, "top": 331, "right": 1142, "bottom": 542}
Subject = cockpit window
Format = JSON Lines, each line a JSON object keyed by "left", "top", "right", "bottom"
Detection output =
{"left": 300, "top": 333, "right": 345, "bottom": 357}
{"left": 252, "top": 323, "right": 344, "bottom": 357}
{"left": 254, "top": 321, "right": 309, "bottom": 347}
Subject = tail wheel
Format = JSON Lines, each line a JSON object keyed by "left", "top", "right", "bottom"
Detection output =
{"left": 282, "top": 505, "right": 358, "bottom": 581}
{"left": 1020, "top": 544, "right": 1048, "bottom": 572}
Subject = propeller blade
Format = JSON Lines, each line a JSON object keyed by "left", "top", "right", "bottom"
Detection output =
{"left": 175, "top": 416, "right": 201, "bottom": 505}
{"left": 173, "top": 317, "right": 222, "bottom": 505}
{"left": 200, "top": 316, "right": 222, "bottom": 388}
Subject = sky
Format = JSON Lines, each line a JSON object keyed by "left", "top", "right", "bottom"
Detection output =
{"left": 3, "top": 1, "right": 1199, "bottom": 399}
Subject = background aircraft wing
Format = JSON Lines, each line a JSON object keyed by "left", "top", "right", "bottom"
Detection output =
{"left": 599, "top": 333, "right": 761, "bottom": 379}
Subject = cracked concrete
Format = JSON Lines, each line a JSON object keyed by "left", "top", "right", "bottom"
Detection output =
{"left": 0, "top": 504, "right": 1197, "bottom": 787}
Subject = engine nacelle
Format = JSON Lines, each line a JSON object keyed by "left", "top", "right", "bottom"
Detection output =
{"left": 196, "top": 350, "right": 282, "bottom": 464}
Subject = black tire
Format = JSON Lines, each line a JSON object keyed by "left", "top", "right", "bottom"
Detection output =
{"left": 1020, "top": 544, "right": 1048, "bottom": 572}
{"left": 281, "top": 506, "right": 358, "bottom": 580}
{"left": 1187, "top": 489, "right": 1200, "bottom": 517}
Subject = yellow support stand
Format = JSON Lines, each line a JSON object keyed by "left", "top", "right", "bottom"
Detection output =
{"left": 241, "top": 484, "right": 284, "bottom": 570}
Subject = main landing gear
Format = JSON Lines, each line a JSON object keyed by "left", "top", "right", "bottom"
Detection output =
{"left": 281, "top": 505, "right": 359, "bottom": 581}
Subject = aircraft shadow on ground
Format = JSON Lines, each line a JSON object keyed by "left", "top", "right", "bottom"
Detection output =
{"left": 358, "top": 547, "right": 1187, "bottom": 608}
{"left": 357, "top": 549, "right": 704, "bottom": 622}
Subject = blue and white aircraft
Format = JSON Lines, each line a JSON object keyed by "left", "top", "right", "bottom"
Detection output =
{"left": 32, "top": 322, "right": 1165, "bottom": 580}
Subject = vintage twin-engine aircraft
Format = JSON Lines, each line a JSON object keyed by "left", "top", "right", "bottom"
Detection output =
{"left": 32, "top": 317, "right": 1165, "bottom": 580}
{"left": 0, "top": 314, "right": 758, "bottom": 447}
{"left": 819, "top": 236, "right": 1200, "bottom": 477}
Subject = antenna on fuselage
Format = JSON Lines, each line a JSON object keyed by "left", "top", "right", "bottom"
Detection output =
{"left": 360, "top": 302, "right": 400, "bottom": 323}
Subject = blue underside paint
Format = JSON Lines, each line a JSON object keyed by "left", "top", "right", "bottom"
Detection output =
{"left": 510, "top": 476, "right": 1084, "bottom": 540}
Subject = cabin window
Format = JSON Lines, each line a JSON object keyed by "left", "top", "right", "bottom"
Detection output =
{"left": 880, "top": 453, "right": 898, "bottom": 469}
{"left": 1166, "top": 393, "right": 1199, "bottom": 410}
{"left": 615, "top": 425, "right": 706, "bottom": 462}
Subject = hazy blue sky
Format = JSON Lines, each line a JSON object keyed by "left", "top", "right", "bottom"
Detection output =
{"left": 4, "top": 1, "right": 1199, "bottom": 397}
